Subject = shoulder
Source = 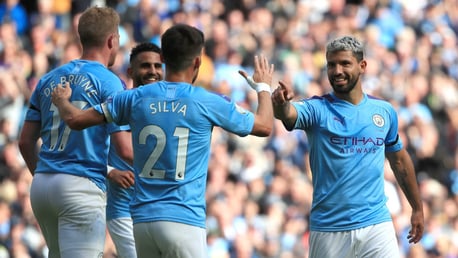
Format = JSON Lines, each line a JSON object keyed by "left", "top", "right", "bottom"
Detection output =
{"left": 366, "top": 94, "right": 388, "bottom": 102}
{"left": 36, "top": 64, "right": 68, "bottom": 89}
{"left": 42, "top": 62, "right": 71, "bottom": 79}
{"left": 189, "top": 85, "right": 231, "bottom": 101}
{"left": 293, "top": 93, "right": 334, "bottom": 107}
{"left": 97, "top": 71, "right": 124, "bottom": 91}
{"left": 366, "top": 94, "right": 395, "bottom": 109}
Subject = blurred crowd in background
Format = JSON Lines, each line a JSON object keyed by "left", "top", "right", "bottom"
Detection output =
{"left": 0, "top": 0, "right": 457, "bottom": 257}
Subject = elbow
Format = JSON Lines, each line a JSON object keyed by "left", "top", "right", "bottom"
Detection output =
{"left": 276, "top": 118, "right": 294, "bottom": 131}
{"left": 283, "top": 123, "right": 294, "bottom": 131}
{"left": 251, "top": 124, "right": 273, "bottom": 137}
{"left": 259, "top": 125, "right": 273, "bottom": 137}
{"left": 65, "top": 116, "right": 91, "bottom": 131}
{"left": 65, "top": 110, "right": 103, "bottom": 130}
{"left": 251, "top": 113, "right": 274, "bottom": 137}
{"left": 66, "top": 120, "right": 85, "bottom": 131}
{"left": 258, "top": 132, "right": 271, "bottom": 137}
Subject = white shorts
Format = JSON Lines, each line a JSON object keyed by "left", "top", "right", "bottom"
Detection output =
{"left": 30, "top": 173, "right": 106, "bottom": 258}
{"left": 133, "top": 221, "right": 206, "bottom": 258}
{"left": 309, "top": 221, "right": 400, "bottom": 258}
{"left": 107, "top": 217, "right": 137, "bottom": 258}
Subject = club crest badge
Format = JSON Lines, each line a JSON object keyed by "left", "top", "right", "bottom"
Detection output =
{"left": 372, "top": 114, "right": 384, "bottom": 127}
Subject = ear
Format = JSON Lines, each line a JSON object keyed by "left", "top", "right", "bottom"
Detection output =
{"left": 359, "top": 59, "right": 367, "bottom": 73}
{"left": 107, "top": 33, "right": 117, "bottom": 49}
{"left": 194, "top": 56, "right": 201, "bottom": 70}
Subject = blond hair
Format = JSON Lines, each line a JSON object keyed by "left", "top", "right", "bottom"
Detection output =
{"left": 77, "top": 6, "right": 120, "bottom": 48}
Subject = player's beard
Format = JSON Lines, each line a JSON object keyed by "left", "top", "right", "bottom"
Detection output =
{"left": 139, "top": 73, "right": 161, "bottom": 86}
{"left": 330, "top": 74, "right": 360, "bottom": 94}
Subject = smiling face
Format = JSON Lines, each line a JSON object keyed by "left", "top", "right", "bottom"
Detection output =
{"left": 128, "top": 51, "right": 163, "bottom": 87}
{"left": 326, "top": 50, "right": 366, "bottom": 95}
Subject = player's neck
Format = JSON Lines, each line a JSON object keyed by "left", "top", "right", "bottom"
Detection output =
{"left": 165, "top": 71, "right": 194, "bottom": 84}
{"left": 80, "top": 49, "right": 111, "bottom": 67}
{"left": 334, "top": 88, "right": 364, "bottom": 105}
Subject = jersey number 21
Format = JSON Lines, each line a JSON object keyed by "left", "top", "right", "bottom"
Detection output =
{"left": 139, "top": 125, "right": 189, "bottom": 181}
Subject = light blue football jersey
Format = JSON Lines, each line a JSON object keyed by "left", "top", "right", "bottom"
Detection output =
{"left": 292, "top": 93, "right": 402, "bottom": 231}
{"left": 106, "top": 125, "right": 134, "bottom": 220}
{"left": 95, "top": 81, "right": 255, "bottom": 228}
{"left": 25, "top": 60, "right": 125, "bottom": 191}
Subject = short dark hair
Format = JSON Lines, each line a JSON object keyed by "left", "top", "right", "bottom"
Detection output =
{"left": 161, "top": 24, "right": 204, "bottom": 72}
{"left": 129, "top": 42, "right": 161, "bottom": 63}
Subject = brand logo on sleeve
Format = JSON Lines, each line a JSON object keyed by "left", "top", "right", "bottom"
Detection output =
{"left": 235, "top": 104, "right": 247, "bottom": 114}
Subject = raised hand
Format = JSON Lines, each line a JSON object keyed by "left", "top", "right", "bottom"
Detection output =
{"left": 272, "top": 80, "right": 294, "bottom": 106}
{"left": 238, "top": 54, "right": 274, "bottom": 92}
{"left": 271, "top": 80, "right": 297, "bottom": 130}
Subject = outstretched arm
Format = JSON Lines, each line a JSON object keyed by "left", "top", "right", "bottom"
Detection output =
{"left": 271, "top": 81, "right": 297, "bottom": 131}
{"left": 239, "top": 55, "right": 274, "bottom": 137}
{"left": 51, "top": 82, "right": 106, "bottom": 130}
{"left": 386, "top": 149, "right": 424, "bottom": 244}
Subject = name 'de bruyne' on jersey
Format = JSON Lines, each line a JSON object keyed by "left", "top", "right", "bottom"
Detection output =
{"left": 44, "top": 75, "right": 96, "bottom": 98}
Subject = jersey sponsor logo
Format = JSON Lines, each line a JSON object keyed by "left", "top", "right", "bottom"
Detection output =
{"left": 339, "top": 147, "right": 377, "bottom": 153}
{"left": 330, "top": 136, "right": 384, "bottom": 154}
{"left": 330, "top": 136, "right": 385, "bottom": 146}
{"left": 372, "top": 114, "right": 384, "bottom": 127}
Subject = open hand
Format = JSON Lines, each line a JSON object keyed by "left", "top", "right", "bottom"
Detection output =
{"left": 239, "top": 54, "right": 274, "bottom": 90}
